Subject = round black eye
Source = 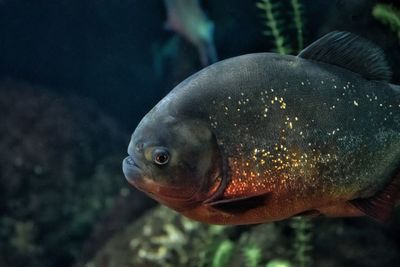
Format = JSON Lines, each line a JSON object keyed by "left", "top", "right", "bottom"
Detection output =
{"left": 153, "top": 148, "right": 170, "bottom": 166}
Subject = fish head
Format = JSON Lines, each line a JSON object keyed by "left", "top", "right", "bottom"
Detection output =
{"left": 122, "top": 107, "right": 224, "bottom": 211}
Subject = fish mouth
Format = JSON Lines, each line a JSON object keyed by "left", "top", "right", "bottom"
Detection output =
{"left": 122, "top": 156, "right": 143, "bottom": 185}
{"left": 122, "top": 156, "right": 190, "bottom": 201}
{"left": 122, "top": 156, "right": 194, "bottom": 201}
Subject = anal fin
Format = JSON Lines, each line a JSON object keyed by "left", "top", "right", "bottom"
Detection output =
{"left": 349, "top": 175, "right": 400, "bottom": 223}
{"left": 292, "top": 209, "right": 321, "bottom": 218}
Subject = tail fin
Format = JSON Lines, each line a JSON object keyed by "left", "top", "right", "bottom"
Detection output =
{"left": 349, "top": 173, "right": 400, "bottom": 223}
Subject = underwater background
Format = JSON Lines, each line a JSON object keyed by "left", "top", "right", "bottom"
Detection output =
{"left": 1, "top": 0, "right": 400, "bottom": 266}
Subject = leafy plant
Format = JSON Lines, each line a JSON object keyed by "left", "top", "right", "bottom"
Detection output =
{"left": 266, "top": 259, "right": 293, "bottom": 267}
{"left": 211, "top": 240, "right": 235, "bottom": 267}
{"left": 243, "top": 245, "right": 263, "bottom": 267}
{"left": 257, "top": 0, "right": 291, "bottom": 54}
{"left": 291, "top": 217, "right": 313, "bottom": 267}
{"left": 372, "top": 4, "right": 400, "bottom": 41}
{"left": 291, "top": 0, "right": 304, "bottom": 50}
{"left": 257, "top": 0, "right": 305, "bottom": 54}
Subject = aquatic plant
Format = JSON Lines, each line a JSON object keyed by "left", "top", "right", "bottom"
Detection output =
{"left": 291, "top": 0, "right": 304, "bottom": 50}
{"left": 257, "top": 0, "right": 291, "bottom": 54}
{"left": 211, "top": 240, "right": 235, "bottom": 267}
{"left": 242, "top": 245, "right": 262, "bottom": 267}
{"left": 10, "top": 221, "right": 38, "bottom": 255}
{"left": 372, "top": 4, "right": 400, "bottom": 41}
{"left": 266, "top": 259, "right": 293, "bottom": 267}
{"left": 257, "top": 0, "right": 305, "bottom": 54}
{"left": 290, "top": 217, "right": 313, "bottom": 267}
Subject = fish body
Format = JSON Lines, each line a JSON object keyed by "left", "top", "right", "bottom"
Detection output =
{"left": 123, "top": 32, "right": 400, "bottom": 225}
{"left": 163, "top": 0, "right": 217, "bottom": 66}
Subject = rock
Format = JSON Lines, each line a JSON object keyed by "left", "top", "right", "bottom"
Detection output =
{"left": 85, "top": 205, "right": 290, "bottom": 267}
{"left": 0, "top": 81, "right": 152, "bottom": 267}
{"left": 85, "top": 206, "right": 400, "bottom": 267}
{"left": 84, "top": 206, "right": 236, "bottom": 267}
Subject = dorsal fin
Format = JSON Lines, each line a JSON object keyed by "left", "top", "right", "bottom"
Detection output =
{"left": 298, "top": 31, "right": 392, "bottom": 81}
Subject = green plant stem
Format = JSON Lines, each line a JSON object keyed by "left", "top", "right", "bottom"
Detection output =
{"left": 291, "top": 0, "right": 304, "bottom": 51}
{"left": 243, "top": 245, "right": 262, "bottom": 267}
{"left": 212, "top": 240, "right": 234, "bottom": 267}
{"left": 291, "top": 217, "right": 313, "bottom": 267}
{"left": 372, "top": 4, "right": 400, "bottom": 42}
{"left": 257, "top": 0, "right": 290, "bottom": 55}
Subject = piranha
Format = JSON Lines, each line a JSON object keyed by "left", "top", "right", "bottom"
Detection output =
{"left": 123, "top": 31, "right": 400, "bottom": 225}
{"left": 163, "top": 0, "right": 217, "bottom": 66}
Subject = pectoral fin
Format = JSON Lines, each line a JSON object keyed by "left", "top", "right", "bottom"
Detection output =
{"left": 205, "top": 192, "right": 271, "bottom": 214}
{"left": 349, "top": 175, "right": 400, "bottom": 223}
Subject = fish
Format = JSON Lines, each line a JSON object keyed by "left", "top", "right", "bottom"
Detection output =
{"left": 123, "top": 31, "right": 400, "bottom": 225}
{"left": 163, "top": 0, "right": 217, "bottom": 66}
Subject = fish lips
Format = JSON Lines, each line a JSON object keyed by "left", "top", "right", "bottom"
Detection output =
{"left": 122, "top": 155, "right": 143, "bottom": 186}
{"left": 122, "top": 156, "right": 167, "bottom": 196}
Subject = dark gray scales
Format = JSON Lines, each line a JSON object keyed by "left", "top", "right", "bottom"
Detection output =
{"left": 125, "top": 31, "right": 400, "bottom": 223}
{"left": 170, "top": 31, "right": 400, "bottom": 216}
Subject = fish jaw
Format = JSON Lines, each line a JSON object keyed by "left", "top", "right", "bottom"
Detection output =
{"left": 122, "top": 155, "right": 161, "bottom": 196}
{"left": 122, "top": 156, "right": 142, "bottom": 186}
{"left": 123, "top": 155, "right": 201, "bottom": 210}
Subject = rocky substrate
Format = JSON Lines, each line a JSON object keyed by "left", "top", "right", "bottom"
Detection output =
{"left": 0, "top": 81, "right": 153, "bottom": 267}
{"left": 84, "top": 205, "right": 400, "bottom": 267}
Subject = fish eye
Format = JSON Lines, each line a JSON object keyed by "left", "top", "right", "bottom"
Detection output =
{"left": 152, "top": 148, "right": 170, "bottom": 166}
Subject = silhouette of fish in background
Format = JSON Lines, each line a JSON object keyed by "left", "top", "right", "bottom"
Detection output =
{"left": 123, "top": 31, "right": 400, "bottom": 225}
{"left": 162, "top": 0, "right": 217, "bottom": 66}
